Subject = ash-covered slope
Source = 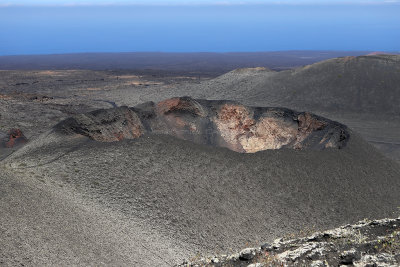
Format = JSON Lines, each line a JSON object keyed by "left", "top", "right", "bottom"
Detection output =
{"left": 189, "top": 55, "right": 400, "bottom": 115}
{"left": 54, "top": 97, "right": 349, "bottom": 153}
{"left": 2, "top": 98, "right": 399, "bottom": 266}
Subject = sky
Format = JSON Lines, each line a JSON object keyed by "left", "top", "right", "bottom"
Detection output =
{"left": 0, "top": 0, "right": 399, "bottom": 55}
{"left": 2, "top": 0, "right": 400, "bottom": 5}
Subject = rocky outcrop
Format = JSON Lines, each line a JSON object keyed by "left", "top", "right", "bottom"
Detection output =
{"left": 179, "top": 217, "right": 400, "bottom": 267}
{"left": 57, "top": 106, "right": 144, "bottom": 142}
{"left": 54, "top": 97, "right": 349, "bottom": 152}
{"left": 0, "top": 92, "right": 53, "bottom": 102}
{"left": 0, "top": 128, "right": 27, "bottom": 148}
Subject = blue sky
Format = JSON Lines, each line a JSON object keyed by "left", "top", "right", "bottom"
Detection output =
{"left": 2, "top": 0, "right": 400, "bottom": 5}
{"left": 0, "top": 1, "right": 399, "bottom": 55}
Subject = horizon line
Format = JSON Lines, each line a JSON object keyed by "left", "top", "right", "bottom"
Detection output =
{"left": 2, "top": 50, "right": 400, "bottom": 57}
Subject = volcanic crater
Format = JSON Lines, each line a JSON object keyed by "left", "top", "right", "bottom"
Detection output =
{"left": 55, "top": 97, "right": 349, "bottom": 153}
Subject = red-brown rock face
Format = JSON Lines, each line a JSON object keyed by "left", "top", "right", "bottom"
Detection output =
{"left": 55, "top": 97, "right": 349, "bottom": 152}
{"left": 0, "top": 128, "right": 28, "bottom": 148}
{"left": 157, "top": 97, "right": 206, "bottom": 117}
{"left": 214, "top": 105, "right": 303, "bottom": 152}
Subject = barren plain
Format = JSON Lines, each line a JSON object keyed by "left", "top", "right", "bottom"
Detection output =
{"left": 0, "top": 53, "right": 399, "bottom": 266}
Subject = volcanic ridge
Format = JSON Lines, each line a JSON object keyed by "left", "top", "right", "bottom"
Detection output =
{"left": 54, "top": 97, "right": 349, "bottom": 153}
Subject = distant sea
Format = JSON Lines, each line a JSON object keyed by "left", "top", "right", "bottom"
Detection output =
{"left": 0, "top": 4, "right": 399, "bottom": 55}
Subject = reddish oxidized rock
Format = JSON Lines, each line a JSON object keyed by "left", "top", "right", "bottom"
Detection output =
{"left": 0, "top": 94, "right": 12, "bottom": 100}
{"left": 156, "top": 97, "right": 206, "bottom": 117}
{"left": 298, "top": 112, "right": 326, "bottom": 133}
{"left": 1, "top": 128, "right": 28, "bottom": 148}
{"left": 293, "top": 112, "right": 328, "bottom": 149}
{"left": 54, "top": 97, "right": 349, "bottom": 152}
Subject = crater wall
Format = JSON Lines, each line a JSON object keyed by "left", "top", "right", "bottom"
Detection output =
{"left": 54, "top": 97, "right": 349, "bottom": 152}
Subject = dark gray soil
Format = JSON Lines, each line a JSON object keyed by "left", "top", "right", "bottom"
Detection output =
{"left": 2, "top": 131, "right": 399, "bottom": 265}
{"left": 0, "top": 54, "right": 399, "bottom": 266}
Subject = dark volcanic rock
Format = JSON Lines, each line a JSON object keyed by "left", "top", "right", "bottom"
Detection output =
{"left": 0, "top": 92, "right": 53, "bottom": 102}
{"left": 56, "top": 106, "right": 144, "bottom": 142}
{"left": 54, "top": 97, "right": 349, "bottom": 153}
{"left": 180, "top": 217, "right": 400, "bottom": 267}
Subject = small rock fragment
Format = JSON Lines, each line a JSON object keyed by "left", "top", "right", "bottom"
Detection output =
{"left": 247, "top": 263, "right": 264, "bottom": 267}
{"left": 239, "top": 248, "right": 256, "bottom": 261}
{"left": 261, "top": 243, "right": 271, "bottom": 250}
{"left": 340, "top": 248, "right": 359, "bottom": 265}
{"left": 211, "top": 257, "right": 219, "bottom": 263}
{"left": 310, "top": 260, "right": 326, "bottom": 267}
